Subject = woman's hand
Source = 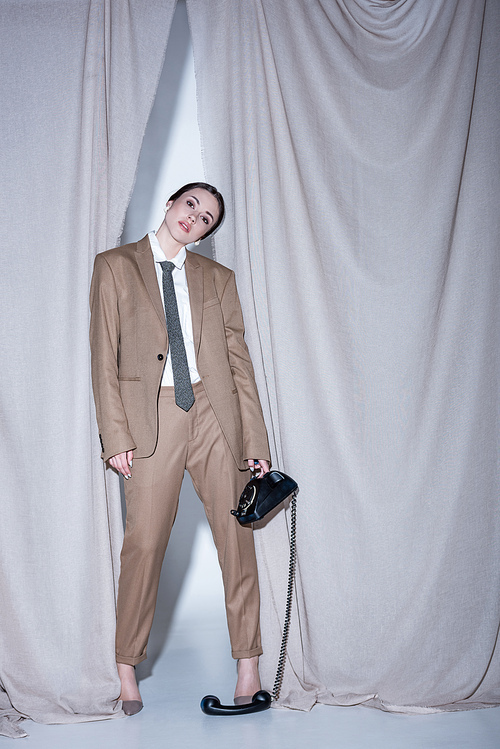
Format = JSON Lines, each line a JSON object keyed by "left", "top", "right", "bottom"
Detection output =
{"left": 247, "top": 459, "right": 270, "bottom": 478}
{"left": 109, "top": 450, "right": 134, "bottom": 479}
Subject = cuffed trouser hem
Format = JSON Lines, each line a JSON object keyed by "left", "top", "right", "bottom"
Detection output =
{"left": 232, "top": 645, "right": 263, "bottom": 660}
{"left": 116, "top": 651, "right": 147, "bottom": 666}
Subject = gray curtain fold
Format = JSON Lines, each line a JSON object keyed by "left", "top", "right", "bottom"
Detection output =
{"left": 188, "top": 0, "right": 500, "bottom": 712}
{"left": 0, "top": 0, "right": 176, "bottom": 737}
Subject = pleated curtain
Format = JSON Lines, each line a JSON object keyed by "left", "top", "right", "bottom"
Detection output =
{"left": 0, "top": 0, "right": 176, "bottom": 737}
{"left": 188, "top": 0, "right": 500, "bottom": 712}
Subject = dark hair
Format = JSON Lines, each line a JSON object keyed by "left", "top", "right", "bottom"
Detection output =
{"left": 168, "top": 182, "right": 225, "bottom": 240}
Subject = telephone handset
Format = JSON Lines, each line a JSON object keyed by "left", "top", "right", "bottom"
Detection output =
{"left": 200, "top": 690, "right": 272, "bottom": 716}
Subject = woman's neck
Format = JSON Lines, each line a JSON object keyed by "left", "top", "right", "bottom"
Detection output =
{"left": 155, "top": 220, "right": 184, "bottom": 260}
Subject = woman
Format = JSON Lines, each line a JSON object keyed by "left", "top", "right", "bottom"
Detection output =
{"left": 90, "top": 183, "right": 270, "bottom": 714}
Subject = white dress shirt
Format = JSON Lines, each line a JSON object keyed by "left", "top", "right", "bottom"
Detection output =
{"left": 149, "top": 231, "right": 201, "bottom": 386}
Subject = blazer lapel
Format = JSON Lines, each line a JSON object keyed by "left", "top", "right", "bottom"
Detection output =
{"left": 185, "top": 251, "right": 203, "bottom": 356}
{"left": 135, "top": 235, "right": 166, "bottom": 330}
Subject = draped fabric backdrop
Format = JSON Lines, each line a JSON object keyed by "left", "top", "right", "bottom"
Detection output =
{"left": 0, "top": 0, "right": 176, "bottom": 737}
{"left": 188, "top": 0, "right": 500, "bottom": 712}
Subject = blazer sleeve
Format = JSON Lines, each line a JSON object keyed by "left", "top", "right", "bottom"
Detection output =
{"left": 89, "top": 253, "right": 137, "bottom": 462}
{"left": 220, "top": 270, "right": 271, "bottom": 463}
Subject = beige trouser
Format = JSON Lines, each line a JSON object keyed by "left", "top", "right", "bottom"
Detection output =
{"left": 115, "top": 382, "right": 262, "bottom": 666}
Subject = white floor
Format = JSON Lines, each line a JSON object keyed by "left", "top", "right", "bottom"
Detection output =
{"left": 20, "top": 517, "right": 500, "bottom": 749}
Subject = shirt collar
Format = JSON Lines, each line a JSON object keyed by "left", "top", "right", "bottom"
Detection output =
{"left": 148, "top": 231, "right": 186, "bottom": 270}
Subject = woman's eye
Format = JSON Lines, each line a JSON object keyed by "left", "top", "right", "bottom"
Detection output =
{"left": 202, "top": 216, "right": 209, "bottom": 224}
{"left": 187, "top": 200, "right": 194, "bottom": 208}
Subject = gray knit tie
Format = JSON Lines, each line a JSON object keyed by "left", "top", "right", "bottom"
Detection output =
{"left": 160, "top": 261, "right": 195, "bottom": 411}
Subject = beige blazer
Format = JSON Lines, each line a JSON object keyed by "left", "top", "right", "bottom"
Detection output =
{"left": 89, "top": 235, "right": 270, "bottom": 468}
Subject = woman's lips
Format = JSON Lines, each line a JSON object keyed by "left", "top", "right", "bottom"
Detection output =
{"left": 179, "top": 221, "right": 190, "bottom": 233}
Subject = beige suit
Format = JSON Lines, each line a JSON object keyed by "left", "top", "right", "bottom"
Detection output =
{"left": 90, "top": 235, "right": 270, "bottom": 664}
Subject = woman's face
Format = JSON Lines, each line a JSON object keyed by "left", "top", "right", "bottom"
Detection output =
{"left": 165, "top": 187, "right": 220, "bottom": 245}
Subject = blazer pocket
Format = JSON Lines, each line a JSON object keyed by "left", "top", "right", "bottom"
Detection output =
{"left": 118, "top": 376, "right": 141, "bottom": 381}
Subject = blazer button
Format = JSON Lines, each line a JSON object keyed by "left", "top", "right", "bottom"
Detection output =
{"left": 157, "top": 354, "right": 164, "bottom": 361}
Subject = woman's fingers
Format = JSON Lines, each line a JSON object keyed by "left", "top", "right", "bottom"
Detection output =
{"left": 246, "top": 459, "right": 270, "bottom": 477}
{"left": 255, "top": 460, "right": 270, "bottom": 478}
{"left": 108, "top": 451, "right": 133, "bottom": 478}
